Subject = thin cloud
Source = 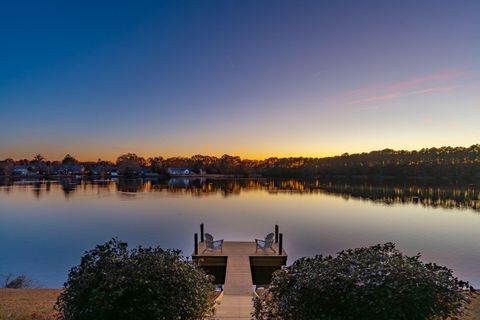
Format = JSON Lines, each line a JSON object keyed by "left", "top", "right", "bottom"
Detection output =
{"left": 408, "top": 86, "right": 456, "bottom": 96}
{"left": 386, "top": 70, "right": 470, "bottom": 92}
{"left": 350, "top": 92, "right": 400, "bottom": 105}
{"left": 347, "top": 69, "right": 473, "bottom": 106}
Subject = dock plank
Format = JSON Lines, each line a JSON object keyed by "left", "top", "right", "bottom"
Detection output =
{"left": 223, "top": 256, "right": 253, "bottom": 295}
{"left": 212, "top": 295, "right": 253, "bottom": 319}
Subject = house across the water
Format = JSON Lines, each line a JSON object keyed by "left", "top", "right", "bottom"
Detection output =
{"left": 13, "top": 165, "right": 32, "bottom": 176}
{"left": 167, "top": 168, "right": 194, "bottom": 176}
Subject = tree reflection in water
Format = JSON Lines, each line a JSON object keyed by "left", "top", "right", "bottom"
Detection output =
{"left": 0, "top": 178, "right": 478, "bottom": 212}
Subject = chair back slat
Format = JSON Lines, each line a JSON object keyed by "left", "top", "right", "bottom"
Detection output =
{"left": 205, "top": 233, "right": 214, "bottom": 249}
{"left": 264, "top": 233, "right": 274, "bottom": 248}
{"left": 264, "top": 238, "right": 274, "bottom": 248}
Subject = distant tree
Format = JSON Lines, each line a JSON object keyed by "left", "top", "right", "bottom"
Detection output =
{"left": 0, "top": 159, "right": 15, "bottom": 176}
{"left": 31, "top": 154, "right": 52, "bottom": 175}
{"left": 56, "top": 239, "right": 214, "bottom": 320}
{"left": 1, "top": 273, "right": 35, "bottom": 288}
{"left": 216, "top": 154, "right": 242, "bottom": 174}
{"left": 33, "top": 154, "right": 45, "bottom": 162}
{"left": 62, "top": 154, "right": 78, "bottom": 165}
{"left": 254, "top": 243, "right": 473, "bottom": 320}
{"left": 146, "top": 156, "right": 164, "bottom": 173}
{"left": 116, "top": 153, "right": 146, "bottom": 166}
{"left": 116, "top": 153, "right": 146, "bottom": 177}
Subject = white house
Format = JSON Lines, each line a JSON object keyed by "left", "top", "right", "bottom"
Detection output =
{"left": 13, "top": 166, "right": 31, "bottom": 176}
{"left": 167, "top": 168, "right": 194, "bottom": 176}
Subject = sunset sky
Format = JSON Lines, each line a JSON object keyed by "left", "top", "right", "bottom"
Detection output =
{"left": 1, "top": 1, "right": 479, "bottom": 161}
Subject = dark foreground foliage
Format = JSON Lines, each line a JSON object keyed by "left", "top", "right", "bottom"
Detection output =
{"left": 56, "top": 239, "right": 214, "bottom": 320}
{"left": 254, "top": 243, "right": 474, "bottom": 320}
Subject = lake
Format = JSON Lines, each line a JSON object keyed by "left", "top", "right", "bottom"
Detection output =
{"left": 1, "top": 178, "right": 479, "bottom": 288}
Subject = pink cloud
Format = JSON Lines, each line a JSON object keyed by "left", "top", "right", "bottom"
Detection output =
{"left": 347, "top": 69, "right": 473, "bottom": 106}
{"left": 350, "top": 92, "right": 400, "bottom": 105}
{"left": 385, "top": 70, "right": 470, "bottom": 92}
{"left": 408, "top": 86, "right": 456, "bottom": 95}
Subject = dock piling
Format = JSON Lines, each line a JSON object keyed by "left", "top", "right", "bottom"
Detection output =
{"left": 194, "top": 233, "right": 198, "bottom": 255}
{"left": 279, "top": 233, "right": 283, "bottom": 255}
{"left": 275, "top": 224, "right": 279, "bottom": 243}
{"left": 200, "top": 223, "right": 204, "bottom": 242}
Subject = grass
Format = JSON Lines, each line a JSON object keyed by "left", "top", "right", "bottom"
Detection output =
{"left": 460, "top": 293, "right": 480, "bottom": 320}
{"left": 1, "top": 289, "right": 479, "bottom": 320}
{"left": 0, "top": 288, "right": 220, "bottom": 320}
{"left": 0, "top": 289, "right": 60, "bottom": 320}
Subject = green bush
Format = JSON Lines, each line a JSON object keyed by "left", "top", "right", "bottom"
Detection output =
{"left": 254, "top": 243, "right": 473, "bottom": 320}
{"left": 56, "top": 239, "right": 214, "bottom": 320}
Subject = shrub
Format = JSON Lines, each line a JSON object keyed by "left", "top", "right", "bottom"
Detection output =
{"left": 1, "top": 273, "right": 35, "bottom": 288}
{"left": 254, "top": 243, "right": 473, "bottom": 320}
{"left": 56, "top": 239, "right": 214, "bottom": 320}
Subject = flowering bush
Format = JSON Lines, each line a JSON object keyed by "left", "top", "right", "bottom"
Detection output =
{"left": 254, "top": 243, "right": 473, "bottom": 320}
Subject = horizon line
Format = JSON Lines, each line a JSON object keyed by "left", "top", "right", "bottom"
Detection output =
{"left": 2, "top": 144, "right": 479, "bottom": 163}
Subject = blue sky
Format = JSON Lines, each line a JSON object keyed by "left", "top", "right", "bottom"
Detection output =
{"left": 1, "top": 1, "right": 479, "bottom": 160}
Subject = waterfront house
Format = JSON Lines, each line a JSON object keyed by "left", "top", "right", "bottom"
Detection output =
{"left": 55, "top": 164, "right": 84, "bottom": 176}
{"left": 167, "top": 168, "right": 194, "bottom": 176}
{"left": 13, "top": 165, "right": 35, "bottom": 176}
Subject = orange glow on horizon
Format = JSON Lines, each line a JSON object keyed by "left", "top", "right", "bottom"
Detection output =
{"left": 4, "top": 142, "right": 478, "bottom": 162}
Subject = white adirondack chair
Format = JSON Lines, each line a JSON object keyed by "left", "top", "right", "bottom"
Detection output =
{"left": 255, "top": 233, "right": 275, "bottom": 253}
{"left": 204, "top": 233, "right": 223, "bottom": 253}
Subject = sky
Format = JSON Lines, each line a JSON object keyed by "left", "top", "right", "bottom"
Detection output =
{"left": 1, "top": 0, "right": 479, "bottom": 161}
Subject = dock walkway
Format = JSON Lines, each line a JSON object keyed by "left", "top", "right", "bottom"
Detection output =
{"left": 193, "top": 241, "right": 287, "bottom": 319}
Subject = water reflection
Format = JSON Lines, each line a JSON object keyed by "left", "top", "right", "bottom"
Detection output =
{"left": 1, "top": 178, "right": 479, "bottom": 212}
{"left": 1, "top": 177, "right": 480, "bottom": 288}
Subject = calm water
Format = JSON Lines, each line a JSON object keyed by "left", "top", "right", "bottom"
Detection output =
{"left": 1, "top": 178, "right": 479, "bottom": 287}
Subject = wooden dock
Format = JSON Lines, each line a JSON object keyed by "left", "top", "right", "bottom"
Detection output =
{"left": 193, "top": 238, "right": 287, "bottom": 319}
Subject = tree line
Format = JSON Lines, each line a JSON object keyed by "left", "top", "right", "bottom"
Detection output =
{"left": 1, "top": 145, "right": 480, "bottom": 183}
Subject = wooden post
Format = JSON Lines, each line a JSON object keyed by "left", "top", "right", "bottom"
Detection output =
{"left": 275, "top": 224, "right": 279, "bottom": 243}
{"left": 279, "top": 233, "right": 283, "bottom": 255}
{"left": 194, "top": 233, "right": 198, "bottom": 255}
{"left": 200, "top": 223, "right": 204, "bottom": 242}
